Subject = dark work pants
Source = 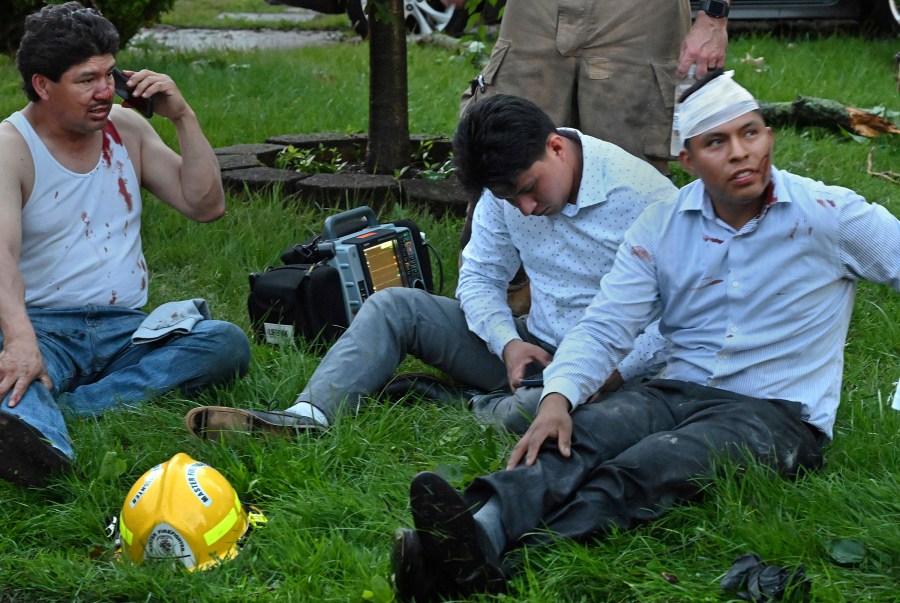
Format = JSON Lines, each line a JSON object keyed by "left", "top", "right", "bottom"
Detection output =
{"left": 464, "top": 379, "right": 827, "bottom": 551}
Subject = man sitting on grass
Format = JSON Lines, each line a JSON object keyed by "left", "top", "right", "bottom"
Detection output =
{"left": 390, "top": 70, "right": 900, "bottom": 601}
{"left": 185, "top": 95, "right": 675, "bottom": 438}
{"left": 0, "top": 2, "right": 250, "bottom": 488}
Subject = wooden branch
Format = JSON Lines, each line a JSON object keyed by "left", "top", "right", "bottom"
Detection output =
{"left": 866, "top": 151, "right": 900, "bottom": 185}
{"left": 760, "top": 97, "right": 900, "bottom": 138}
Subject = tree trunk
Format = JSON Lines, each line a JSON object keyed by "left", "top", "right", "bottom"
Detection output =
{"left": 366, "top": 0, "right": 410, "bottom": 174}
{"left": 760, "top": 97, "right": 900, "bottom": 138}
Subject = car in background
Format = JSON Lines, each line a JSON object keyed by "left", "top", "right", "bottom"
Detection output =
{"left": 265, "top": 0, "right": 464, "bottom": 37}
{"left": 266, "top": 0, "right": 900, "bottom": 37}
{"left": 693, "top": 0, "right": 898, "bottom": 32}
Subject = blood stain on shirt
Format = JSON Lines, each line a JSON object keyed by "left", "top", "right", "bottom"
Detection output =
{"left": 101, "top": 133, "right": 113, "bottom": 167}
{"left": 118, "top": 177, "right": 133, "bottom": 212}
{"left": 631, "top": 245, "right": 652, "bottom": 261}
{"left": 787, "top": 220, "right": 799, "bottom": 239}
{"left": 695, "top": 278, "right": 723, "bottom": 290}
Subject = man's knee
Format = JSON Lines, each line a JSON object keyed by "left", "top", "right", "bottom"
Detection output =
{"left": 198, "top": 321, "right": 251, "bottom": 376}
{"left": 365, "top": 287, "right": 428, "bottom": 312}
{"left": 471, "top": 392, "right": 537, "bottom": 434}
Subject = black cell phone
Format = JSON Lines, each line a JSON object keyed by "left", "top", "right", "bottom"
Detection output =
{"left": 112, "top": 68, "right": 154, "bottom": 119}
{"left": 520, "top": 373, "right": 544, "bottom": 388}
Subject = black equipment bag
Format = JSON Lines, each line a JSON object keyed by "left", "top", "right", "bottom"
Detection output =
{"left": 247, "top": 263, "right": 348, "bottom": 345}
{"left": 279, "top": 219, "right": 434, "bottom": 294}
{"left": 249, "top": 208, "right": 438, "bottom": 346}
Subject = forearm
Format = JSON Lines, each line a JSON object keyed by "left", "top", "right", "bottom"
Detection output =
{"left": 171, "top": 108, "right": 225, "bottom": 221}
{"left": 0, "top": 248, "right": 34, "bottom": 342}
{"left": 543, "top": 227, "right": 662, "bottom": 407}
{"left": 457, "top": 193, "right": 524, "bottom": 356}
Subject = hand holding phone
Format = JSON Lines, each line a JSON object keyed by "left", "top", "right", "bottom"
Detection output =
{"left": 112, "top": 68, "right": 154, "bottom": 119}
{"left": 520, "top": 373, "right": 544, "bottom": 388}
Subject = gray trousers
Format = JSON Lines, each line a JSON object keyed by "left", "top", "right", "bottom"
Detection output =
{"left": 464, "top": 380, "right": 827, "bottom": 552}
{"left": 299, "top": 288, "right": 550, "bottom": 427}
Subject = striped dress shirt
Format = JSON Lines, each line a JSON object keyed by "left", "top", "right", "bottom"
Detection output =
{"left": 544, "top": 166, "right": 900, "bottom": 436}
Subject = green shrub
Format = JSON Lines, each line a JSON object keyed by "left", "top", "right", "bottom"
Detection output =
{"left": 1, "top": 0, "right": 175, "bottom": 55}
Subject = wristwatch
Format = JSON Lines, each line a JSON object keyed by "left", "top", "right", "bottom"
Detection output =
{"left": 700, "top": 0, "right": 729, "bottom": 18}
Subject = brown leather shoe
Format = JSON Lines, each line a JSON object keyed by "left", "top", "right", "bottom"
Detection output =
{"left": 184, "top": 406, "right": 325, "bottom": 439}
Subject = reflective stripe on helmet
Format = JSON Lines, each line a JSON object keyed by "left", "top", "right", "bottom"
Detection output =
{"left": 205, "top": 507, "right": 238, "bottom": 546}
{"left": 120, "top": 518, "right": 133, "bottom": 546}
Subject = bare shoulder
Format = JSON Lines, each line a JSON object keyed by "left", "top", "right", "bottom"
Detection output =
{"left": 0, "top": 121, "right": 34, "bottom": 195}
{"left": 108, "top": 105, "right": 161, "bottom": 179}
{"left": 108, "top": 104, "right": 158, "bottom": 147}
{"left": 0, "top": 120, "right": 31, "bottom": 163}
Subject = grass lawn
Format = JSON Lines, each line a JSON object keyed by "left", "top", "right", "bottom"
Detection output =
{"left": 0, "top": 6, "right": 899, "bottom": 601}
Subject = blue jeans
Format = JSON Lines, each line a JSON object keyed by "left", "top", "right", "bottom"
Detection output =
{"left": 0, "top": 306, "right": 251, "bottom": 459}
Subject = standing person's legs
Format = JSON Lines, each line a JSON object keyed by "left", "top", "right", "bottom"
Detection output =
{"left": 58, "top": 306, "right": 250, "bottom": 417}
{"left": 459, "top": 0, "right": 576, "bottom": 126}
{"left": 297, "top": 288, "right": 512, "bottom": 422}
{"left": 577, "top": 0, "right": 691, "bottom": 171}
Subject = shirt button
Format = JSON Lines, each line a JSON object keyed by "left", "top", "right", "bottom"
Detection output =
{"left": 729, "top": 326, "right": 738, "bottom": 333}
{"left": 731, "top": 281, "right": 740, "bottom": 288}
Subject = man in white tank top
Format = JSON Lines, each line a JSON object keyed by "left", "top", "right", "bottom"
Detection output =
{"left": 0, "top": 2, "right": 250, "bottom": 488}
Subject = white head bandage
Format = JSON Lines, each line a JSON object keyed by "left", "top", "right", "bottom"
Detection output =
{"left": 678, "top": 71, "right": 759, "bottom": 149}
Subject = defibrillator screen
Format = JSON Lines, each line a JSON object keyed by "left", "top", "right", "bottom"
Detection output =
{"left": 362, "top": 240, "right": 404, "bottom": 291}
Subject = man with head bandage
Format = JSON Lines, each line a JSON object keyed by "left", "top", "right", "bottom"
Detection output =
{"left": 390, "top": 71, "right": 900, "bottom": 600}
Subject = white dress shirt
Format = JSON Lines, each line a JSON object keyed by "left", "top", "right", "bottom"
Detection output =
{"left": 457, "top": 128, "right": 678, "bottom": 380}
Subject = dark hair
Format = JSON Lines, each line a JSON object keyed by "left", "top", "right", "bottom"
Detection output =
{"left": 15, "top": 2, "right": 119, "bottom": 102}
{"left": 678, "top": 68, "right": 726, "bottom": 104}
{"left": 453, "top": 95, "right": 558, "bottom": 196}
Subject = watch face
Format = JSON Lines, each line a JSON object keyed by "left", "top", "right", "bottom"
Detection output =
{"left": 702, "top": 0, "right": 729, "bottom": 17}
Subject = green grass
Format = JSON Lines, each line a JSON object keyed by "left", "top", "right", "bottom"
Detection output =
{"left": 1, "top": 24, "right": 900, "bottom": 603}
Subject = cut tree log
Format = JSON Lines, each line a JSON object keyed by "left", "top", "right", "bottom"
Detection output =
{"left": 760, "top": 97, "right": 900, "bottom": 138}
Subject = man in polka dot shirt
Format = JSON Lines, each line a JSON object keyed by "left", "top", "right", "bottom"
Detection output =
{"left": 185, "top": 94, "right": 676, "bottom": 439}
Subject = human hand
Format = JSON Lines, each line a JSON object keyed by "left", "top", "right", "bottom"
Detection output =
{"left": 677, "top": 11, "right": 728, "bottom": 78}
{"left": 506, "top": 393, "right": 572, "bottom": 469}
{"left": 502, "top": 339, "right": 552, "bottom": 391}
{"left": 0, "top": 339, "right": 52, "bottom": 407}
{"left": 119, "top": 69, "right": 191, "bottom": 122}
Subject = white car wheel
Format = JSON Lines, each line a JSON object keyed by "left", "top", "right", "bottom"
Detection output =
{"left": 889, "top": 0, "right": 900, "bottom": 26}
{"left": 348, "top": 0, "right": 459, "bottom": 37}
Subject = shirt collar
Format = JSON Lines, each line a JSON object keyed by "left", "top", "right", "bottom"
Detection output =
{"left": 558, "top": 127, "right": 605, "bottom": 217}
{"left": 679, "top": 166, "right": 790, "bottom": 221}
